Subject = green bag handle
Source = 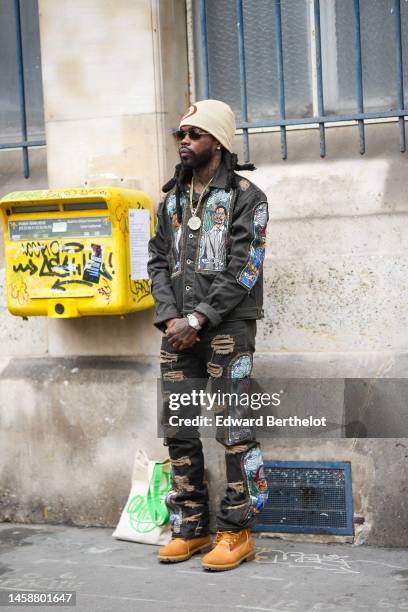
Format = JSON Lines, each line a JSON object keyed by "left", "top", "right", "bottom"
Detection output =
{"left": 127, "top": 461, "right": 170, "bottom": 533}
{"left": 146, "top": 463, "right": 170, "bottom": 526}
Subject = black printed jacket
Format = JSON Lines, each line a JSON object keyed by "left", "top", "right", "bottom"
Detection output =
{"left": 147, "top": 161, "right": 269, "bottom": 332}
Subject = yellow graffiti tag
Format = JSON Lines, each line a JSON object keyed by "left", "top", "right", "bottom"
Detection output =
{"left": 10, "top": 278, "right": 29, "bottom": 304}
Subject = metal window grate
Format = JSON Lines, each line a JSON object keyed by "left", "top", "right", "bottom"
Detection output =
{"left": 0, "top": 0, "right": 46, "bottom": 178}
{"left": 197, "top": 0, "right": 408, "bottom": 159}
{"left": 253, "top": 461, "right": 353, "bottom": 535}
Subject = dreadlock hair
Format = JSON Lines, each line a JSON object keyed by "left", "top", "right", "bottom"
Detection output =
{"left": 162, "top": 149, "right": 256, "bottom": 224}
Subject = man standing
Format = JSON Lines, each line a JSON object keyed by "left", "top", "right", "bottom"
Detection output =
{"left": 147, "top": 99, "right": 269, "bottom": 571}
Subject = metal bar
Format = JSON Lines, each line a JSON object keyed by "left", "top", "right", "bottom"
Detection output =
{"left": 236, "top": 0, "right": 250, "bottom": 161}
{"left": 199, "top": 0, "right": 210, "bottom": 99}
{"left": 353, "top": 0, "right": 365, "bottom": 154}
{"left": 393, "top": 0, "right": 406, "bottom": 152}
{"left": 236, "top": 109, "right": 408, "bottom": 129}
{"left": 274, "top": 0, "right": 287, "bottom": 160}
{"left": 0, "top": 140, "right": 46, "bottom": 150}
{"left": 313, "top": 0, "right": 326, "bottom": 157}
{"left": 14, "top": 0, "right": 29, "bottom": 178}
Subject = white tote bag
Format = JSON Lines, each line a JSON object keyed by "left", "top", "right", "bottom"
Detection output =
{"left": 112, "top": 449, "right": 172, "bottom": 546}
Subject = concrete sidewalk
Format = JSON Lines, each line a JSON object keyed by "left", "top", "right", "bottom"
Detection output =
{"left": 0, "top": 524, "right": 408, "bottom": 611}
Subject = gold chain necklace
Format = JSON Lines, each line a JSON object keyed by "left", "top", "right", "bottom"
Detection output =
{"left": 187, "top": 175, "right": 214, "bottom": 230}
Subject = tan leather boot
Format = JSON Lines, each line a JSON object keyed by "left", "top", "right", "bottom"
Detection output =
{"left": 157, "top": 534, "right": 212, "bottom": 563}
{"left": 201, "top": 529, "right": 255, "bottom": 571}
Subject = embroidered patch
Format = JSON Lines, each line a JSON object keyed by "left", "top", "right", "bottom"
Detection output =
{"left": 237, "top": 201, "right": 268, "bottom": 289}
{"left": 181, "top": 104, "right": 198, "bottom": 121}
{"left": 166, "top": 193, "right": 186, "bottom": 275}
{"left": 165, "top": 489, "right": 182, "bottom": 534}
{"left": 198, "top": 189, "right": 232, "bottom": 272}
{"left": 239, "top": 178, "right": 250, "bottom": 191}
{"left": 230, "top": 354, "right": 252, "bottom": 379}
{"left": 243, "top": 446, "right": 269, "bottom": 518}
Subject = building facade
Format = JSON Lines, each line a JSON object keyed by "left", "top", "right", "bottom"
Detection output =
{"left": 0, "top": 0, "right": 407, "bottom": 545}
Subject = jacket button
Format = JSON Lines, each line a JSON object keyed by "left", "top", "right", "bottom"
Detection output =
{"left": 189, "top": 233, "right": 194, "bottom": 238}
{"left": 186, "top": 259, "right": 192, "bottom": 265}
{"left": 185, "top": 285, "right": 191, "bottom": 291}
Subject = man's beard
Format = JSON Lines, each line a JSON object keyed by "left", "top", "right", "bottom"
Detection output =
{"left": 180, "top": 147, "right": 213, "bottom": 169}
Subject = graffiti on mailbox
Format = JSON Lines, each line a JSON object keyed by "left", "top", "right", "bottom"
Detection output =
{"left": 4, "top": 188, "right": 110, "bottom": 202}
{"left": 10, "top": 278, "right": 29, "bottom": 305}
{"left": 130, "top": 279, "right": 150, "bottom": 304}
{"left": 98, "top": 280, "right": 113, "bottom": 303}
{"left": 10, "top": 240, "right": 115, "bottom": 298}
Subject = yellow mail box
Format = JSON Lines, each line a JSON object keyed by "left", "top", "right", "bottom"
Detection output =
{"left": 0, "top": 187, "right": 155, "bottom": 318}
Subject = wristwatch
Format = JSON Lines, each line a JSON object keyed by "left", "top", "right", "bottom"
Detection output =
{"left": 186, "top": 313, "right": 202, "bottom": 331}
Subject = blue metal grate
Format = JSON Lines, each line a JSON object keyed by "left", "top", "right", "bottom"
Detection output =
{"left": 253, "top": 461, "right": 353, "bottom": 535}
{"left": 197, "top": 0, "right": 408, "bottom": 159}
{"left": 0, "top": 0, "right": 46, "bottom": 178}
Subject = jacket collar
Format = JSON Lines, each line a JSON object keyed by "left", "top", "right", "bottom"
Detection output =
{"left": 209, "top": 160, "right": 230, "bottom": 190}
{"left": 183, "top": 160, "right": 230, "bottom": 193}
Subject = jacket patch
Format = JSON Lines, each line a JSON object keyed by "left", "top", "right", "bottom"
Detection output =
{"left": 237, "top": 201, "right": 268, "bottom": 290}
{"left": 210, "top": 334, "right": 235, "bottom": 354}
{"left": 166, "top": 193, "right": 186, "bottom": 275}
{"left": 198, "top": 189, "right": 232, "bottom": 272}
{"left": 239, "top": 179, "right": 250, "bottom": 191}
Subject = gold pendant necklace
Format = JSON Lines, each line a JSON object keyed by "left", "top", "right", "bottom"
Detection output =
{"left": 187, "top": 175, "right": 213, "bottom": 230}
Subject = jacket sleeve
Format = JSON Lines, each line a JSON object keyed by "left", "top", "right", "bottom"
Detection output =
{"left": 194, "top": 191, "right": 268, "bottom": 328}
{"left": 147, "top": 199, "right": 181, "bottom": 331}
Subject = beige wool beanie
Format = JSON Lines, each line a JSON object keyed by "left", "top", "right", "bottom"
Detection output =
{"left": 179, "top": 99, "right": 236, "bottom": 152}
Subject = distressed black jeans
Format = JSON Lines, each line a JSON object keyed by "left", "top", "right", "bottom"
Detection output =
{"left": 159, "top": 320, "right": 269, "bottom": 538}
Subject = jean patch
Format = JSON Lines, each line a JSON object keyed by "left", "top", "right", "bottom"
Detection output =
{"left": 243, "top": 446, "right": 269, "bottom": 518}
{"left": 230, "top": 354, "right": 252, "bottom": 379}
{"left": 165, "top": 489, "right": 182, "bottom": 534}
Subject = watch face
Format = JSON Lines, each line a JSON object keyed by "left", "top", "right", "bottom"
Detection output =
{"left": 188, "top": 314, "right": 199, "bottom": 329}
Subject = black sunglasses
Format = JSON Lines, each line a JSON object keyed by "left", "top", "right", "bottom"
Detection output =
{"left": 174, "top": 127, "right": 211, "bottom": 141}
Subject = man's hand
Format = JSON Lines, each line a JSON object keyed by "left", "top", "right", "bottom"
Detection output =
{"left": 165, "top": 317, "right": 200, "bottom": 350}
{"left": 165, "top": 318, "right": 181, "bottom": 331}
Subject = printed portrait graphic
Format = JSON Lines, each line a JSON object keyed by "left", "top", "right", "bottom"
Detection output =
{"left": 238, "top": 201, "right": 268, "bottom": 289}
{"left": 198, "top": 190, "right": 232, "bottom": 272}
{"left": 166, "top": 193, "right": 185, "bottom": 274}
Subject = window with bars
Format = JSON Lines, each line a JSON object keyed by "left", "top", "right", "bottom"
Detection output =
{"left": 191, "top": 0, "right": 408, "bottom": 159}
{"left": 0, "top": 0, "right": 45, "bottom": 178}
